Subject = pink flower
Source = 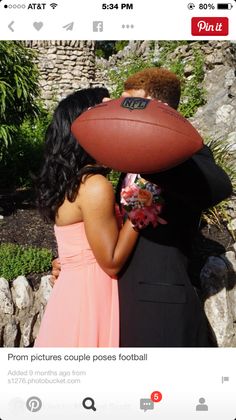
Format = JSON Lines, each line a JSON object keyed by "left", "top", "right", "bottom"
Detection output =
{"left": 129, "top": 204, "right": 167, "bottom": 229}
{"left": 120, "top": 184, "right": 139, "bottom": 206}
{"left": 129, "top": 208, "right": 148, "bottom": 229}
{"left": 144, "top": 205, "right": 167, "bottom": 227}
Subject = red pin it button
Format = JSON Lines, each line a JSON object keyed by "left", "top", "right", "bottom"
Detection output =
{"left": 191, "top": 17, "right": 228, "bottom": 36}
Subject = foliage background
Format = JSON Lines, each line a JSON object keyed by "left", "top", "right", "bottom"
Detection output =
{"left": 0, "top": 41, "right": 51, "bottom": 189}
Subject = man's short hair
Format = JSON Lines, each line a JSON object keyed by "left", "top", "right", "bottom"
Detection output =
{"left": 124, "top": 67, "right": 181, "bottom": 110}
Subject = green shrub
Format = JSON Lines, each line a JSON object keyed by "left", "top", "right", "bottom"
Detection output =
{"left": 157, "top": 44, "right": 206, "bottom": 118}
{"left": 179, "top": 51, "right": 205, "bottom": 118}
{"left": 108, "top": 56, "right": 154, "bottom": 98}
{"left": 0, "top": 105, "right": 51, "bottom": 189}
{"left": 108, "top": 170, "right": 120, "bottom": 189}
{"left": 95, "top": 41, "right": 129, "bottom": 59}
{"left": 95, "top": 41, "right": 116, "bottom": 58}
{"left": 0, "top": 243, "right": 52, "bottom": 281}
{"left": 0, "top": 41, "right": 40, "bottom": 159}
{"left": 114, "top": 41, "right": 129, "bottom": 53}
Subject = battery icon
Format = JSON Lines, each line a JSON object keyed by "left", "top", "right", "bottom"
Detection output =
{"left": 217, "top": 3, "right": 233, "bottom": 9}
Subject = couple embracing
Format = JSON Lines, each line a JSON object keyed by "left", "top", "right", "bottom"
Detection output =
{"left": 34, "top": 68, "right": 232, "bottom": 348}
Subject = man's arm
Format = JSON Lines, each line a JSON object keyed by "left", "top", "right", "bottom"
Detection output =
{"left": 191, "top": 145, "right": 233, "bottom": 208}
{"left": 142, "top": 145, "right": 233, "bottom": 211}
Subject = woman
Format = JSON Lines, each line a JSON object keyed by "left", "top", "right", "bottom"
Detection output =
{"left": 34, "top": 87, "right": 144, "bottom": 347}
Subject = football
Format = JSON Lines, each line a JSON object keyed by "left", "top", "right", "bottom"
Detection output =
{"left": 71, "top": 97, "right": 203, "bottom": 173}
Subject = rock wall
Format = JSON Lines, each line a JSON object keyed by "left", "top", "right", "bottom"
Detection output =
{"left": 200, "top": 248, "right": 236, "bottom": 347}
{"left": 0, "top": 247, "right": 236, "bottom": 347}
{"left": 185, "top": 41, "right": 236, "bottom": 147}
{"left": 95, "top": 40, "right": 154, "bottom": 89}
{"left": 0, "top": 275, "right": 52, "bottom": 347}
{"left": 23, "top": 40, "right": 96, "bottom": 108}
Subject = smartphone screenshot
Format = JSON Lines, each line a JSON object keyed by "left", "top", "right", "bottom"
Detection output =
{"left": 0, "top": 0, "right": 235, "bottom": 418}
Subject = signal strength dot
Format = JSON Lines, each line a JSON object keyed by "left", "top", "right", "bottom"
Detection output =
{"left": 50, "top": 3, "right": 58, "bottom": 9}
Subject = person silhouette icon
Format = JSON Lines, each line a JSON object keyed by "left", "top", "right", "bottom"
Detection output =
{"left": 196, "top": 397, "right": 208, "bottom": 411}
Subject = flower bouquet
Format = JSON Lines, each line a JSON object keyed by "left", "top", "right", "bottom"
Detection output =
{"left": 120, "top": 177, "right": 167, "bottom": 230}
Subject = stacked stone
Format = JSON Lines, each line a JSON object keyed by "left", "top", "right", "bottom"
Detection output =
{"left": 95, "top": 41, "right": 155, "bottom": 91}
{"left": 0, "top": 249, "right": 236, "bottom": 346}
{"left": 183, "top": 41, "right": 236, "bottom": 147}
{"left": 23, "top": 40, "right": 96, "bottom": 108}
{"left": 0, "top": 276, "right": 52, "bottom": 347}
{"left": 201, "top": 247, "right": 236, "bottom": 347}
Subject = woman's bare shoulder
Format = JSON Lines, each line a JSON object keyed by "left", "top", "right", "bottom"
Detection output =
{"left": 79, "top": 174, "right": 114, "bottom": 204}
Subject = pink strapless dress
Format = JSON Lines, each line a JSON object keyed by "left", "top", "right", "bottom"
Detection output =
{"left": 34, "top": 222, "right": 119, "bottom": 347}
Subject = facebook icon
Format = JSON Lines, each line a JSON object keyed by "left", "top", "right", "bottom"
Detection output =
{"left": 93, "top": 21, "right": 103, "bottom": 32}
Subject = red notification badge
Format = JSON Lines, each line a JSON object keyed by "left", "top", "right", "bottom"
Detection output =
{"left": 151, "top": 391, "right": 163, "bottom": 403}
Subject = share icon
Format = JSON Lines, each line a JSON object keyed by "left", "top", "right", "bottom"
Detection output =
{"left": 63, "top": 22, "right": 74, "bottom": 31}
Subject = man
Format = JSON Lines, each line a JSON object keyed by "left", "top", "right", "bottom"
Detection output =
{"left": 52, "top": 68, "right": 232, "bottom": 347}
{"left": 117, "top": 68, "right": 232, "bottom": 347}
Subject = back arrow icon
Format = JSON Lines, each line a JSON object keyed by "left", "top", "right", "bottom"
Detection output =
{"left": 8, "top": 21, "right": 14, "bottom": 32}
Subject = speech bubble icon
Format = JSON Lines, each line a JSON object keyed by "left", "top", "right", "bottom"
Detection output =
{"left": 140, "top": 398, "right": 154, "bottom": 412}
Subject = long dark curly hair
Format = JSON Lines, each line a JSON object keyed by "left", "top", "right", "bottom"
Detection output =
{"left": 35, "top": 87, "right": 110, "bottom": 222}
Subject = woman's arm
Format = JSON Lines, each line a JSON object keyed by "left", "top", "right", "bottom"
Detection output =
{"left": 79, "top": 174, "right": 139, "bottom": 276}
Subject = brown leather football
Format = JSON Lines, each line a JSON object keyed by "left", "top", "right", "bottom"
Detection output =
{"left": 71, "top": 97, "right": 203, "bottom": 173}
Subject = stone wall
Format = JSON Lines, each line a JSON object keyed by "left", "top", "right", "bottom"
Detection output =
{"left": 95, "top": 40, "right": 154, "bottom": 89}
{"left": 200, "top": 248, "right": 236, "bottom": 347}
{"left": 0, "top": 246, "right": 236, "bottom": 347}
{"left": 23, "top": 40, "right": 96, "bottom": 108}
{"left": 184, "top": 41, "right": 236, "bottom": 146}
{"left": 0, "top": 275, "right": 52, "bottom": 347}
